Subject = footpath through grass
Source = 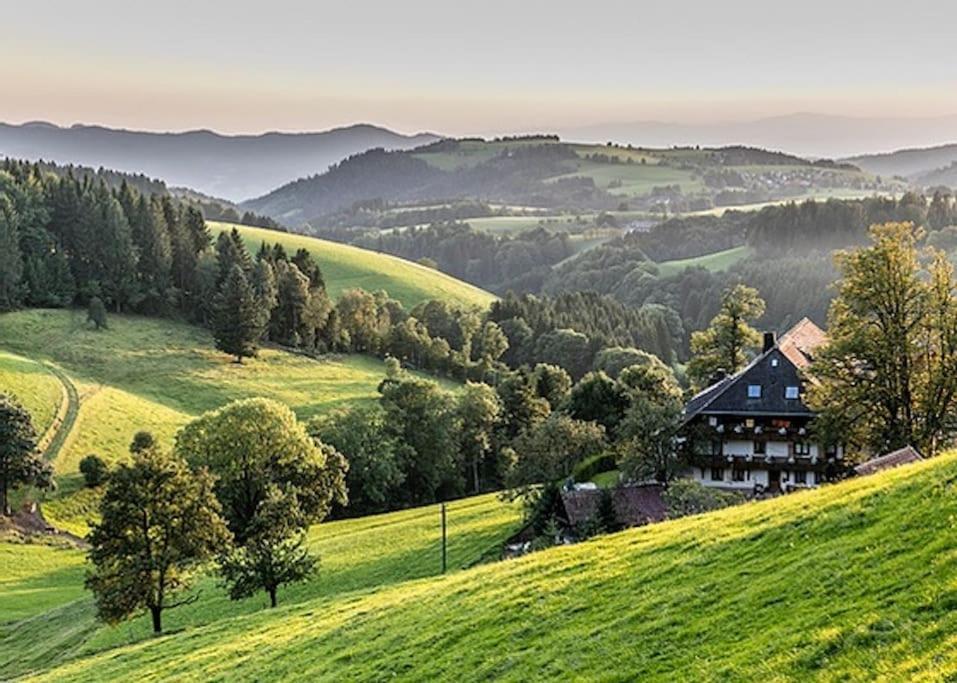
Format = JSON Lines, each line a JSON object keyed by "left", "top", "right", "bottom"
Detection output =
{"left": 210, "top": 222, "right": 496, "bottom": 310}
{"left": 0, "top": 492, "right": 521, "bottom": 680}
{"left": 16, "top": 453, "right": 957, "bottom": 682}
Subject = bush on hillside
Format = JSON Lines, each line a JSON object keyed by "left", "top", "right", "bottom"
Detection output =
{"left": 663, "top": 479, "right": 744, "bottom": 518}
{"left": 571, "top": 452, "right": 618, "bottom": 483}
{"left": 79, "top": 454, "right": 109, "bottom": 488}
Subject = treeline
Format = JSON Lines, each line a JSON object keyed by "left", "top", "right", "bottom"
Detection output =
{"left": 314, "top": 350, "right": 682, "bottom": 518}
{"left": 747, "top": 192, "right": 957, "bottom": 253}
{"left": 321, "top": 199, "right": 498, "bottom": 229}
{"left": 351, "top": 222, "right": 573, "bottom": 292}
{"left": 489, "top": 292, "right": 684, "bottom": 372}
{"left": 0, "top": 159, "right": 211, "bottom": 314}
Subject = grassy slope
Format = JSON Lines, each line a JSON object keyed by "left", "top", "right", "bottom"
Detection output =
{"left": 656, "top": 245, "right": 753, "bottom": 277}
{"left": 0, "top": 309, "right": 455, "bottom": 535}
{"left": 18, "top": 453, "right": 957, "bottom": 682}
{"left": 209, "top": 222, "right": 495, "bottom": 310}
{"left": 0, "top": 350, "right": 63, "bottom": 433}
{"left": 0, "top": 493, "right": 521, "bottom": 680}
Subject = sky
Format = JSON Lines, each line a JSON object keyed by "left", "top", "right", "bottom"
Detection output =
{"left": 3, "top": 0, "right": 957, "bottom": 136}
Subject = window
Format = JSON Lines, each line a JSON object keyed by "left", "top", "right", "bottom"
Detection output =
{"left": 710, "top": 467, "right": 725, "bottom": 482}
{"left": 747, "top": 384, "right": 762, "bottom": 398}
{"left": 770, "top": 358, "right": 779, "bottom": 368}
{"left": 753, "top": 440, "right": 766, "bottom": 455}
{"left": 708, "top": 416, "right": 718, "bottom": 427}
{"left": 785, "top": 386, "right": 800, "bottom": 400}
{"left": 794, "top": 442, "right": 811, "bottom": 456}
{"left": 794, "top": 470, "right": 807, "bottom": 485}
{"left": 732, "top": 466, "right": 748, "bottom": 482}
{"left": 710, "top": 440, "right": 723, "bottom": 456}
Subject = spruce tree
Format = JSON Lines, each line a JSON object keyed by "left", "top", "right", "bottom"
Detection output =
{"left": 212, "top": 264, "right": 262, "bottom": 363}
{"left": 0, "top": 196, "right": 23, "bottom": 311}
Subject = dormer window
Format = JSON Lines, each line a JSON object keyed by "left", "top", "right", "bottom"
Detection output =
{"left": 785, "top": 386, "right": 800, "bottom": 399}
{"left": 747, "top": 384, "right": 762, "bottom": 399}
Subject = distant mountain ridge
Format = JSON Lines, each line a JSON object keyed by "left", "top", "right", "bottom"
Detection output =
{"left": 845, "top": 143, "right": 957, "bottom": 183}
{"left": 562, "top": 113, "right": 957, "bottom": 160}
{"left": 0, "top": 121, "right": 440, "bottom": 201}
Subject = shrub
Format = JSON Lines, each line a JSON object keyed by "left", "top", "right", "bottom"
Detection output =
{"left": 663, "top": 479, "right": 744, "bottom": 518}
{"left": 571, "top": 452, "right": 618, "bottom": 483}
{"left": 79, "top": 454, "right": 109, "bottom": 487}
{"left": 129, "top": 431, "right": 155, "bottom": 455}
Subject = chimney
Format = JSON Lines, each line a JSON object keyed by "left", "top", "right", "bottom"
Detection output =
{"left": 763, "top": 331, "right": 776, "bottom": 353}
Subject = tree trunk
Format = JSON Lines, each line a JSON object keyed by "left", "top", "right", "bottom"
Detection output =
{"left": 472, "top": 457, "right": 480, "bottom": 494}
{"left": 150, "top": 605, "right": 162, "bottom": 634}
{"left": 1, "top": 480, "right": 8, "bottom": 517}
{"left": 269, "top": 588, "right": 277, "bottom": 608}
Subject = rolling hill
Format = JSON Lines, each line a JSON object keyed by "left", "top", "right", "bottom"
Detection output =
{"left": 243, "top": 137, "right": 891, "bottom": 228}
{"left": 0, "top": 492, "right": 521, "bottom": 680}
{"left": 846, "top": 142, "right": 957, "bottom": 181}
{"left": 0, "top": 121, "right": 438, "bottom": 201}
{"left": 6, "top": 447, "right": 955, "bottom": 680}
{"left": 208, "top": 222, "right": 496, "bottom": 309}
{"left": 0, "top": 308, "right": 460, "bottom": 535}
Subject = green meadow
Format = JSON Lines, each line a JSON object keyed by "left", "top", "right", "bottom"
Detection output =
{"left": 7, "top": 451, "right": 956, "bottom": 681}
{"left": 656, "top": 245, "right": 753, "bottom": 277}
{"left": 0, "top": 309, "right": 456, "bottom": 535}
{"left": 209, "top": 222, "right": 495, "bottom": 310}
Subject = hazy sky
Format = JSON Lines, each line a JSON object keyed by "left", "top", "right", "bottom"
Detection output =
{"left": 3, "top": 0, "right": 957, "bottom": 135}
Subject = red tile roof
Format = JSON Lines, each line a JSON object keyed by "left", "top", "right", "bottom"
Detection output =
{"left": 777, "top": 317, "right": 827, "bottom": 369}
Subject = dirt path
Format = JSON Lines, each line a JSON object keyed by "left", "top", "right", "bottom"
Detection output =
{"left": 38, "top": 364, "right": 80, "bottom": 465}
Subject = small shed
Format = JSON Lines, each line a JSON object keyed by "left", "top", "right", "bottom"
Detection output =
{"left": 854, "top": 445, "right": 923, "bottom": 477}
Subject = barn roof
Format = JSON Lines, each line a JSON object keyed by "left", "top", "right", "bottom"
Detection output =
{"left": 854, "top": 445, "right": 923, "bottom": 476}
{"left": 684, "top": 318, "right": 826, "bottom": 420}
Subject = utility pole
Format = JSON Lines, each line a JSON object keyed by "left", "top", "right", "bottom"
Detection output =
{"left": 441, "top": 502, "right": 447, "bottom": 574}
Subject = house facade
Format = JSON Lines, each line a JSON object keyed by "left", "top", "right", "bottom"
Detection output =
{"left": 680, "top": 318, "right": 842, "bottom": 494}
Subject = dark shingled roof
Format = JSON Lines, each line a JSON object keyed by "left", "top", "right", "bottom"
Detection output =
{"left": 561, "top": 484, "right": 668, "bottom": 528}
{"left": 684, "top": 318, "right": 826, "bottom": 419}
{"left": 854, "top": 446, "right": 923, "bottom": 476}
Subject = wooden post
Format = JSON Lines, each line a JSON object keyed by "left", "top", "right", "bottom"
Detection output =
{"left": 441, "top": 502, "right": 447, "bottom": 574}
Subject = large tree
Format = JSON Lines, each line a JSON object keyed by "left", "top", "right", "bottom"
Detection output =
{"left": 808, "top": 222, "right": 957, "bottom": 457}
{"left": 217, "top": 486, "right": 316, "bottom": 608}
{"left": 457, "top": 382, "right": 503, "bottom": 493}
{"left": 212, "top": 264, "right": 263, "bottom": 363}
{"left": 617, "top": 361, "right": 685, "bottom": 482}
{"left": 175, "top": 398, "right": 347, "bottom": 542}
{"left": 506, "top": 413, "right": 606, "bottom": 491}
{"left": 85, "top": 446, "right": 230, "bottom": 633}
{"left": 687, "top": 284, "right": 766, "bottom": 388}
{"left": 0, "top": 394, "right": 52, "bottom": 515}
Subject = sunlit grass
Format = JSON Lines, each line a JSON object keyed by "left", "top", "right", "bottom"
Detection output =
{"left": 0, "top": 350, "right": 62, "bottom": 433}
{"left": 209, "top": 222, "right": 495, "bottom": 310}
{"left": 11, "top": 453, "right": 957, "bottom": 681}
{"left": 0, "top": 309, "right": 455, "bottom": 534}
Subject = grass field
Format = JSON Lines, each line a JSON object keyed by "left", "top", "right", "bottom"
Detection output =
{"left": 11, "top": 450, "right": 957, "bottom": 681}
{"left": 208, "top": 222, "right": 495, "bottom": 310}
{"left": 0, "top": 350, "right": 63, "bottom": 434}
{"left": 656, "top": 245, "right": 753, "bottom": 277}
{"left": 0, "top": 492, "right": 522, "bottom": 680}
{"left": 0, "top": 309, "right": 456, "bottom": 535}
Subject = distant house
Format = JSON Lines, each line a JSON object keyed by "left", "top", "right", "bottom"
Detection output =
{"left": 680, "top": 318, "right": 843, "bottom": 494}
{"left": 854, "top": 446, "right": 922, "bottom": 477}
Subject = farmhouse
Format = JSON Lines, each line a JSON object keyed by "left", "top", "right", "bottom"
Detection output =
{"left": 681, "top": 318, "right": 842, "bottom": 493}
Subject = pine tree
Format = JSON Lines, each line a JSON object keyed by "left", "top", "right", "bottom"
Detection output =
{"left": 0, "top": 196, "right": 23, "bottom": 310}
{"left": 212, "top": 264, "right": 262, "bottom": 363}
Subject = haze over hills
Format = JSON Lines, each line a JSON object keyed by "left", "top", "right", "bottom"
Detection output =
{"left": 0, "top": 121, "right": 439, "bottom": 201}
{"left": 845, "top": 142, "right": 957, "bottom": 181}
{"left": 561, "top": 113, "right": 957, "bottom": 160}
